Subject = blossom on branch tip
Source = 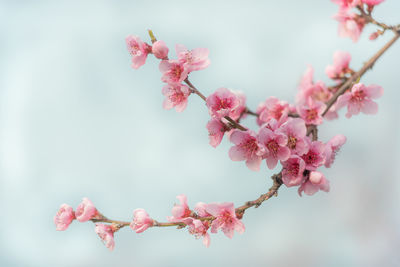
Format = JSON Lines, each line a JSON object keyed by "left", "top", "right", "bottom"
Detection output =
{"left": 334, "top": 10, "right": 365, "bottom": 42}
{"left": 75, "top": 197, "right": 98, "bottom": 222}
{"left": 162, "top": 83, "right": 191, "bottom": 112}
{"left": 130, "top": 209, "right": 154, "bottom": 233}
{"left": 152, "top": 40, "right": 169, "bottom": 59}
{"left": 336, "top": 83, "right": 383, "bottom": 118}
{"left": 176, "top": 44, "right": 210, "bottom": 72}
{"left": 54, "top": 204, "right": 75, "bottom": 231}
{"left": 95, "top": 223, "right": 115, "bottom": 251}
{"left": 205, "top": 202, "right": 245, "bottom": 239}
{"left": 159, "top": 60, "right": 189, "bottom": 84}
{"left": 228, "top": 130, "right": 265, "bottom": 171}
{"left": 298, "top": 171, "right": 330, "bottom": 196}
{"left": 126, "top": 35, "right": 151, "bottom": 69}
{"left": 168, "top": 194, "right": 191, "bottom": 222}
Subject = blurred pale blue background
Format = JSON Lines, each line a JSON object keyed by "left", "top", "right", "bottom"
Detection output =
{"left": 1, "top": 0, "right": 400, "bottom": 266}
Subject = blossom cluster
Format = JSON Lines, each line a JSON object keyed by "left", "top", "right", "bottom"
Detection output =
{"left": 167, "top": 194, "right": 245, "bottom": 247}
{"left": 55, "top": 0, "right": 391, "bottom": 251}
{"left": 54, "top": 196, "right": 244, "bottom": 249}
{"left": 126, "top": 34, "right": 210, "bottom": 112}
{"left": 332, "top": 0, "right": 385, "bottom": 41}
{"left": 125, "top": 31, "right": 384, "bottom": 196}
{"left": 53, "top": 198, "right": 118, "bottom": 250}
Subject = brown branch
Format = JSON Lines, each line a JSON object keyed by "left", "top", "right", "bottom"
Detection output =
{"left": 357, "top": 6, "right": 398, "bottom": 32}
{"left": 322, "top": 31, "right": 400, "bottom": 116}
{"left": 89, "top": 171, "right": 283, "bottom": 229}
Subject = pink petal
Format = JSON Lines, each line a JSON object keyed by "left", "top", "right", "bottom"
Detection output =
{"left": 266, "top": 156, "right": 278, "bottom": 169}
{"left": 277, "top": 147, "right": 291, "bottom": 161}
{"left": 229, "top": 146, "right": 246, "bottom": 161}
{"left": 229, "top": 130, "right": 247, "bottom": 145}
{"left": 361, "top": 99, "right": 378, "bottom": 114}
{"left": 366, "top": 85, "right": 383, "bottom": 99}
{"left": 246, "top": 157, "right": 262, "bottom": 171}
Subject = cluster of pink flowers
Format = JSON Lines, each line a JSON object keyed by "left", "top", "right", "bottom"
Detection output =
{"left": 332, "top": 0, "right": 385, "bottom": 42}
{"left": 55, "top": 0, "right": 391, "bottom": 251}
{"left": 126, "top": 34, "right": 210, "bottom": 112}
{"left": 55, "top": 195, "right": 243, "bottom": 249}
{"left": 124, "top": 29, "right": 384, "bottom": 197}
{"left": 54, "top": 197, "right": 98, "bottom": 232}
{"left": 167, "top": 194, "right": 244, "bottom": 247}
{"left": 54, "top": 197, "right": 155, "bottom": 251}
{"left": 202, "top": 45, "right": 383, "bottom": 195}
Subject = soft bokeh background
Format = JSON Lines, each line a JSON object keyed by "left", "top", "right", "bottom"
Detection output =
{"left": 1, "top": 0, "right": 400, "bottom": 266}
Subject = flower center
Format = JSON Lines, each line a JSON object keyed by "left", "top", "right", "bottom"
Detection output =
{"left": 306, "top": 109, "right": 318, "bottom": 121}
{"left": 267, "top": 140, "right": 279, "bottom": 154}
{"left": 352, "top": 90, "right": 365, "bottom": 102}
{"left": 287, "top": 136, "right": 297, "bottom": 150}
{"left": 240, "top": 138, "right": 259, "bottom": 158}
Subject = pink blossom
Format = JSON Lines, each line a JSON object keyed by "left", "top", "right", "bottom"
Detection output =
{"left": 176, "top": 44, "right": 210, "bottom": 72}
{"left": 182, "top": 218, "right": 211, "bottom": 247}
{"left": 325, "top": 51, "right": 352, "bottom": 79}
{"left": 206, "top": 88, "right": 244, "bottom": 120}
{"left": 334, "top": 10, "right": 365, "bottom": 42}
{"left": 159, "top": 60, "right": 189, "bottom": 84}
{"left": 332, "top": 0, "right": 361, "bottom": 10}
{"left": 281, "top": 156, "right": 306, "bottom": 187}
{"left": 54, "top": 204, "right": 75, "bottom": 231}
{"left": 297, "top": 101, "right": 326, "bottom": 125}
{"left": 297, "top": 66, "right": 332, "bottom": 106}
{"left": 228, "top": 130, "right": 265, "bottom": 171}
{"left": 94, "top": 223, "right": 115, "bottom": 251}
{"left": 362, "top": 0, "right": 384, "bottom": 6}
{"left": 152, "top": 40, "right": 169, "bottom": 59}
{"left": 297, "top": 82, "right": 331, "bottom": 108}
{"left": 75, "top": 197, "right": 98, "bottom": 222}
{"left": 205, "top": 202, "right": 245, "bottom": 239}
{"left": 194, "top": 202, "right": 211, "bottom": 217}
{"left": 206, "top": 119, "right": 228, "bottom": 148}
{"left": 258, "top": 127, "right": 290, "bottom": 169}
{"left": 325, "top": 134, "right": 347, "bottom": 168}
{"left": 298, "top": 171, "right": 330, "bottom": 196}
{"left": 130, "top": 208, "right": 154, "bottom": 233}
{"left": 256, "top": 97, "right": 289, "bottom": 126}
{"left": 301, "top": 139, "right": 326, "bottom": 171}
{"left": 278, "top": 118, "right": 308, "bottom": 156}
{"left": 162, "top": 83, "right": 191, "bottom": 112}
{"left": 167, "top": 194, "right": 191, "bottom": 222}
{"left": 336, "top": 83, "right": 383, "bottom": 118}
{"left": 125, "top": 35, "right": 151, "bottom": 69}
